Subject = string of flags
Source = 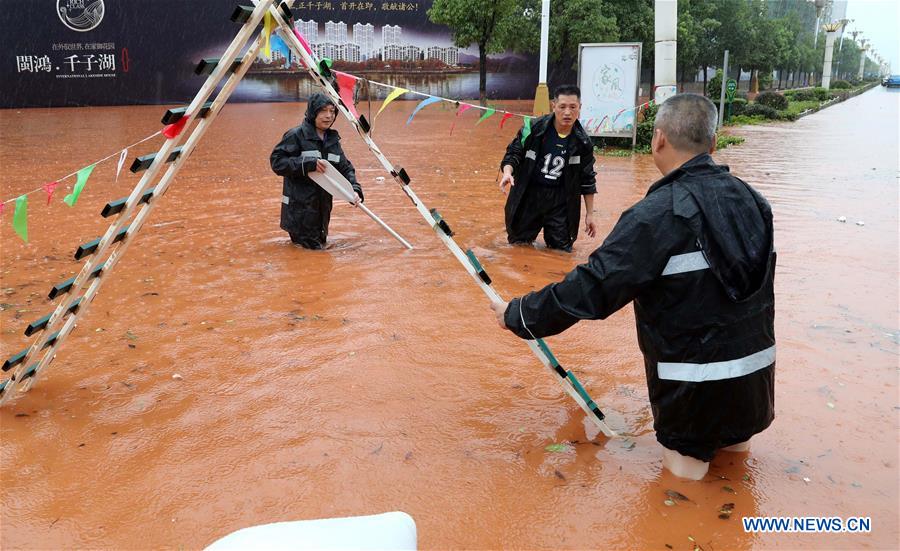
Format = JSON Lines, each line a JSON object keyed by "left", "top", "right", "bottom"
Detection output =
{"left": 1, "top": 64, "right": 654, "bottom": 243}
{"left": 340, "top": 72, "right": 654, "bottom": 137}
{"left": 1, "top": 131, "right": 162, "bottom": 242}
{"left": 267, "top": 24, "right": 654, "bottom": 136}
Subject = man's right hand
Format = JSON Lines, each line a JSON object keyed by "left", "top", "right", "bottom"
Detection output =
{"left": 499, "top": 171, "right": 515, "bottom": 194}
{"left": 315, "top": 159, "right": 328, "bottom": 173}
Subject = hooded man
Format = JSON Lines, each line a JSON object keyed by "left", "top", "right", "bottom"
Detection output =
{"left": 270, "top": 92, "right": 363, "bottom": 249}
{"left": 499, "top": 84, "right": 598, "bottom": 252}
{"left": 491, "top": 94, "right": 776, "bottom": 480}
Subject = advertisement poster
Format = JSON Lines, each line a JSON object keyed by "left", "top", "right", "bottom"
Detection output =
{"left": 577, "top": 43, "right": 642, "bottom": 141}
{"left": 0, "top": 0, "right": 537, "bottom": 108}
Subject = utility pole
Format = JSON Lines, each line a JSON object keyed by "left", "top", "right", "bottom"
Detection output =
{"left": 533, "top": 0, "right": 551, "bottom": 115}
{"left": 717, "top": 50, "right": 729, "bottom": 129}
{"left": 821, "top": 22, "right": 842, "bottom": 89}
{"left": 654, "top": 0, "right": 677, "bottom": 104}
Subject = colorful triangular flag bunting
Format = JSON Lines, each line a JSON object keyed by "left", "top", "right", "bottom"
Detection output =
{"left": 13, "top": 195, "right": 28, "bottom": 242}
{"left": 63, "top": 164, "right": 96, "bottom": 207}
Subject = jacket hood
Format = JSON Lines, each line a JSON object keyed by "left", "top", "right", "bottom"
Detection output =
{"left": 670, "top": 154, "right": 774, "bottom": 302}
{"left": 303, "top": 93, "right": 336, "bottom": 128}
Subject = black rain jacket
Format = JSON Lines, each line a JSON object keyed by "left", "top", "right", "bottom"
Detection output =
{"left": 504, "top": 154, "right": 776, "bottom": 460}
{"left": 270, "top": 93, "right": 362, "bottom": 242}
{"left": 501, "top": 114, "right": 597, "bottom": 242}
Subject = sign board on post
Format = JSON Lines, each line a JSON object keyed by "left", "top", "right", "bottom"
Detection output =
{"left": 577, "top": 43, "right": 642, "bottom": 145}
{"left": 726, "top": 79, "right": 737, "bottom": 101}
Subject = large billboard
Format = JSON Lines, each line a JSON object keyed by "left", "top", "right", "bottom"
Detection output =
{"left": 0, "top": 0, "right": 537, "bottom": 108}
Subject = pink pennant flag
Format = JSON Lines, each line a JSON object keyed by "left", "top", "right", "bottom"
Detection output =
{"left": 43, "top": 181, "right": 59, "bottom": 205}
{"left": 499, "top": 112, "right": 514, "bottom": 129}
{"left": 0, "top": 202, "right": 5, "bottom": 217}
{"left": 163, "top": 116, "right": 189, "bottom": 139}
{"left": 449, "top": 103, "right": 473, "bottom": 136}
{"left": 292, "top": 28, "right": 313, "bottom": 56}
{"left": 335, "top": 71, "right": 360, "bottom": 119}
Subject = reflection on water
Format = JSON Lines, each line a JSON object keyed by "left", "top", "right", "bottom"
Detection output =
{"left": 233, "top": 72, "right": 539, "bottom": 102}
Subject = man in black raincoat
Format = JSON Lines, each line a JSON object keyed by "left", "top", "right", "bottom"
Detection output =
{"left": 270, "top": 92, "right": 363, "bottom": 249}
{"left": 499, "top": 84, "right": 598, "bottom": 252}
{"left": 491, "top": 94, "right": 775, "bottom": 480}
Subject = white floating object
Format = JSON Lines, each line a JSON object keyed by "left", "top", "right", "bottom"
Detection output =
{"left": 205, "top": 511, "right": 417, "bottom": 550}
{"left": 375, "top": 176, "right": 385, "bottom": 182}
{"left": 837, "top": 216, "right": 846, "bottom": 223}
{"left": 172, "top": 373, "right": 183, "bottom": 380}
{"left": 856, "top": 221, "right": 865, "bottom": 226}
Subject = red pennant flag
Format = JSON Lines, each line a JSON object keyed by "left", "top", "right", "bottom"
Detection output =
{"left": 43, "top": 181, "right": 59, "bottom": 205}
{"left": 449, "top": 104, "right": 473, "bottom": 136}
{"left": 163, "top": 115, "right": 189, "bottom": 139}
{"left": 0, "top": 202, "right": 5, "bottom": 217}
{"left": 335, "top": 71, "right": 360, "bottom": 119}
{"left": 499, "top": 112, "right": 514, "bottom": 129}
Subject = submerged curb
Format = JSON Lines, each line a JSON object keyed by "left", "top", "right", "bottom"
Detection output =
{"left": 795, "top": 82, "right": 880, "bottom": 119}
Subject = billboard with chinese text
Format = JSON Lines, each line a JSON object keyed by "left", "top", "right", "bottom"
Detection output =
{"left": 0, "top": 0, "right": 537, "bottom": 108}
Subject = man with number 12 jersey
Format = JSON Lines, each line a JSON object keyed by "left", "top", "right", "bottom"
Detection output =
{"left": 499, "top": 84, "right": 598, "bottom": 252}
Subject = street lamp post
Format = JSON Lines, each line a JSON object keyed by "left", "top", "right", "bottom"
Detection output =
{"left": 834, "top": 19, "right": 852, "bottom": 79}
{"left": 812, "top": 0, "right": 827, "bottom": 48}
{"left": 821, "top": 21, "right": 842, "bottom": 89}
{"left": 654, "top": 0, "right": 678, "bottom": 104}
{"left": 858, "top": 40, "right": 868, "bottom": 81}
{"left": 532, "top": 0, "right": 551, "bottom": 115}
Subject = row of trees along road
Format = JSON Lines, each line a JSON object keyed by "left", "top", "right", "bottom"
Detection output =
{"left": 428, "top": 0, "right": 871, "bottom": 102}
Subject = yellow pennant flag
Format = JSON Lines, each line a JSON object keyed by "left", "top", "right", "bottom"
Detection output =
{"left": 263, "top": 12, "right": 275, "bottom": 58}
{"left": 376, "top": 88, "right": 408, "bottom": 119}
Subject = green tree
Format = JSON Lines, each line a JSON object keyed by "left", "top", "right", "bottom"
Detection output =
{"left": 602, "top": 0, "right": 655, "bottom": 73}
{"left": 675, "top": 0, "right": 701, "bottom": 91}
{"left": 547, "top": 0, "right": 618, "bottom": 85}
{"left": 506, "top": 0, "right": 617, "bottom": 89}
{"left": 428, "top": 0, "right": 518, "bottom": 103}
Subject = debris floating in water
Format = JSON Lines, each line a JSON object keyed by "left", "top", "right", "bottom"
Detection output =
{"left": 856, "top": 221, "right": 865, "bottom": 226}
{"left": 172, "top": 373, "right": 183, "bottom": 380}
{"left": 837, "top": 216, "right": 847, "bottom": 223}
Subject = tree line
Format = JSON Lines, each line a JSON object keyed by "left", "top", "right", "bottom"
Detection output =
{"left": 429, "top": 0, "right": 872, "bottom": 101}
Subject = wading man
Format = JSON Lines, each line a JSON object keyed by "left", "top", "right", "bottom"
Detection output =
{"left": 491, "top": 94, "right": 776, "bottom": 480}
{"left": 499, "top": 85, "right": 598, "bottom": 252}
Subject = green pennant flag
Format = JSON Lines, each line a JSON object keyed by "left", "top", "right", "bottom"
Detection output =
{"left": 63, "top": 163, "right": 96, "bottom": 207}
{"left": 476, "top": 107, "right": 496, "bottom": 125}
{"left": 520, "top": 117, "right": 533, "bottom": 145}
{"left": 13, "top": 195, "right": 28, "bottom": 242}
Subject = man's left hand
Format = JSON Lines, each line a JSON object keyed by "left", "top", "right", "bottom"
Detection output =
{"left": 490, "top": 300, "right": 509, "bottom": 330}
{"left": 584, "top": 214, "right": 597, "bottom": 238}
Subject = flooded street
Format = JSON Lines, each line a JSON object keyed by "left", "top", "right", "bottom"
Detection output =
{"left": 1, "top": 87, "right": 897, "bottom": 549}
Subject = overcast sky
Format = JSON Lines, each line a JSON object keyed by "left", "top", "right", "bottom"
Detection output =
{"left": 846, "top": 0, "right": 899, "bottom": 71}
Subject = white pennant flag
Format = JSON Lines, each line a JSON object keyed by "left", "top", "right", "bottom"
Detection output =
{"left": 115, "top": 148, "right": 128, "bottom": 182}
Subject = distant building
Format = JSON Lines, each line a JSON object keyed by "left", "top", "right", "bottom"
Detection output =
{"left": 341, "top": 43, "right": 361, "bottom": 63}
{"left": 382, "top": 24, "right": 402, "bottom": 47}
{"left": 314, "top": 42, "right": 339, "bottom": 61}
{"left": 383, "top": 43, "right": 421, "bottom": 62}
{"left": 426, "top": 46, "right": 459, "bottom": 66}
{"left": 325, "top": 21, "right": 348, "bottom": 45}
{"left": 295, "top": 19, "right": 318, "bottom": 43}
{"left": 352, "top": 23, "right": 375, "bottom": 60}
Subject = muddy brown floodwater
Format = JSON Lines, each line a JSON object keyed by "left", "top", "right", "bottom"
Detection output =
{"left": 1, "top": 89, "right": 898, "bottom": 550}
